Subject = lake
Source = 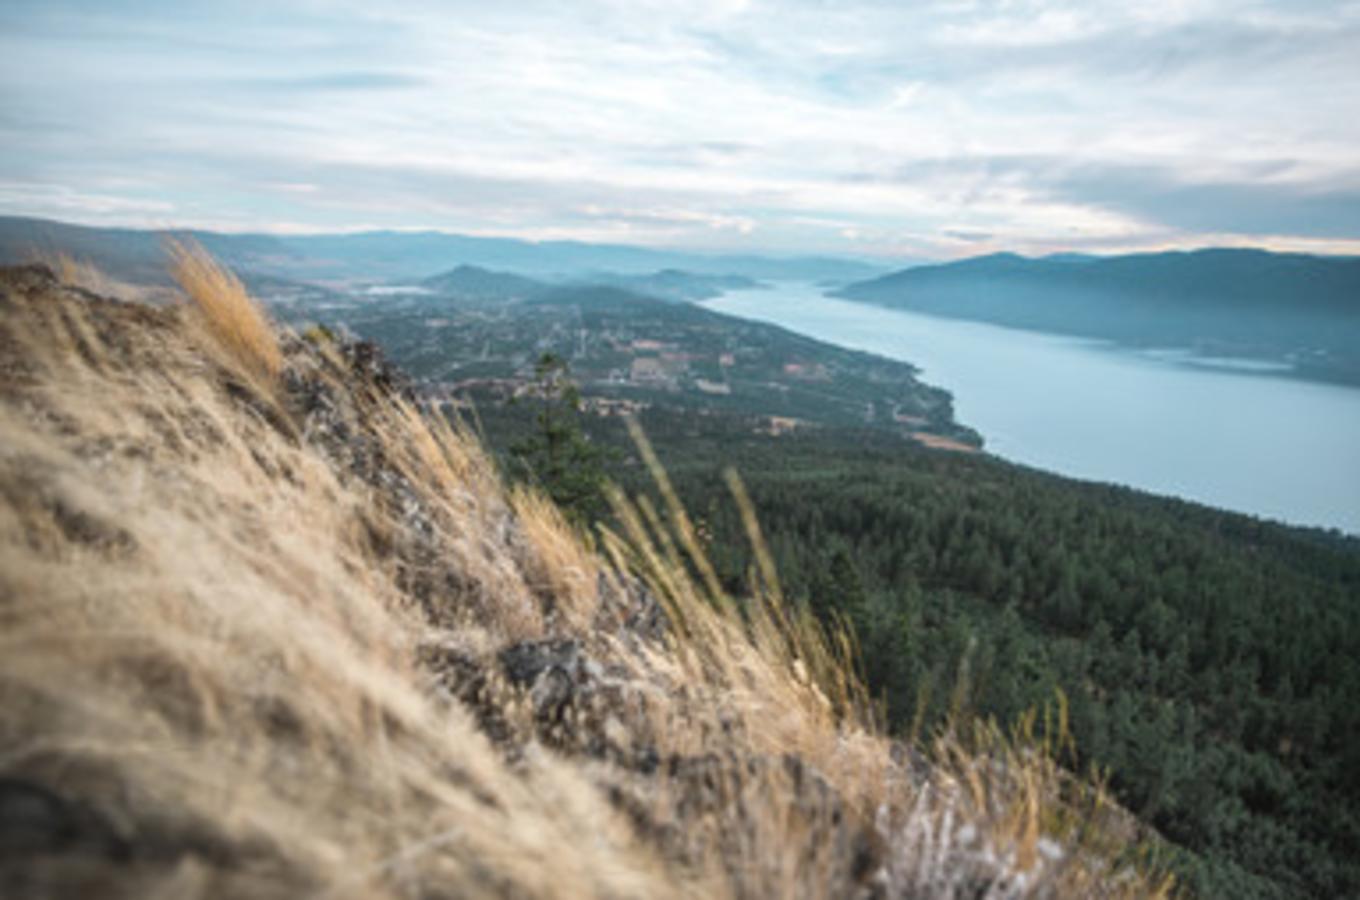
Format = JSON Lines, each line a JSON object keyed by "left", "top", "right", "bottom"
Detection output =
{"left": 705, "top": 282, "right": 1360, "bottom": 536}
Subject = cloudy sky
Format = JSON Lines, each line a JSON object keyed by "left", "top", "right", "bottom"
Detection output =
{"left": 2, "top": 0, "right": 1358, "bottom": 259}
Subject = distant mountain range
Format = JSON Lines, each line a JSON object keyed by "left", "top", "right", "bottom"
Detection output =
{"left": 0, "top": 215, "right": 884, "bottom": 285}
{"left": 419, "top": 264, "right": 548, "bottom": 301}
{"left": 418, "top": 265, "right": 760, "bottom": 304}
{"left": 10, "top": 215, "right": 1358, "bottom": 384}
{"left": 838, "top": 248, "right": 1360, "bottom": 385}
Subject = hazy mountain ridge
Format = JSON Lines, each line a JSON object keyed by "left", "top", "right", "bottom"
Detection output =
{"left": 0, "top": 215, "right": 885, "bottom": 285}
{"left": 418, "top": 264, "right": 761, "bottom": 304}
{"left": 0, "top": 215, "right": 299, "bottom": 283}
{"left": 839, "top": 248, "right": 1360, "bottom": 385}
{"left": 419, "top": 263, "right": 549, "bottom": 300}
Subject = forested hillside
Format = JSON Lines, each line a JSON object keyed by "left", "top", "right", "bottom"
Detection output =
{"left": 473, "top": 402, "right": 1360, "bottom": 899}
{"left": 839, "top": 249, "right": 1360, "bottom": 386}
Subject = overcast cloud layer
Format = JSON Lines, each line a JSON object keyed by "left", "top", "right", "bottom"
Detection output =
{"left": 1, "top": 0, "right": 1358, "bottom": 258}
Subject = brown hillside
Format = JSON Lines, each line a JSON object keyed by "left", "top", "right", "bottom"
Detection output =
{"left": 0, "top": 261, "right": 1166, "bottom": 898}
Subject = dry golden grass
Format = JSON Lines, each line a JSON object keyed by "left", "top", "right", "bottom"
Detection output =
{"left": 601, "top": 423, "right": 1177, "bottom": 898}
{"left": 0, "top": 257, "right": 1176, "bottom": 898}
{"left": 510, "top": 485, "right": 606, "bottom": 632}
{"left": 48, "top": 251, "right": 121, "bottom": 296}
{"left": 166, "top": 237, "right": 284, "bottom": 382}
{"left": 0, "top": 269, "right": 668, "bottom": 898}
{"left": 26, "top": 249, "right": 169, "bottom": 304}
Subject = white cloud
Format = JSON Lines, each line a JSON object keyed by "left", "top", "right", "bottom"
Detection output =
{"left": 0, "top": 181, "right": 176, "bottom": 218}
{"left": 0, "top": 0, "right": 1355, "bottom": 256}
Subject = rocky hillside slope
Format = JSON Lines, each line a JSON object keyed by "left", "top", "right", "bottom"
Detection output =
{"left": 0, "top": 256, "right": 1166, "bottom": 898}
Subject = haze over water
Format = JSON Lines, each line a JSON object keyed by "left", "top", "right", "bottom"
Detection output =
{"left": 707, "top": 283, "right": 1360, "bottom": 536}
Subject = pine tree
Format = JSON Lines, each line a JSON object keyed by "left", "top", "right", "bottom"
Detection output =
{"left": 510, "top": 352, "right": 610, "bottom": 525}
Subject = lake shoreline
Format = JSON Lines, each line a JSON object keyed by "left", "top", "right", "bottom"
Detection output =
{"left": 705, "top": 283, "right": 1360, "bottom": 536}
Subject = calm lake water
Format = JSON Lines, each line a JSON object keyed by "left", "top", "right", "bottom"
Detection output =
{"left": 705, "top": 282, "right": 1360, "bottom": 536}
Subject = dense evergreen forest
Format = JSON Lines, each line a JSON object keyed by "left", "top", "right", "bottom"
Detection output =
{"left": 471, "top": 400, "right": 1360, "bottom": 899}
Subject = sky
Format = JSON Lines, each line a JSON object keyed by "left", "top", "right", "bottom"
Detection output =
{"left": 1, "top": 0, "right": 1358, "bottom": 259}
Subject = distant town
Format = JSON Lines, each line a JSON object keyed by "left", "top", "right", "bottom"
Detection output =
{"left": 276, "top": 279, "right": 980, "bottom": 449}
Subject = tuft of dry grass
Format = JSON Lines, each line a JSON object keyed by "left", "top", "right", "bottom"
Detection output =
{"left": 48, "top": 251, "right": 121, "bottom": 296}
{"left": 26, "top": 249, "right": 161, "bottom": 303}
{"left": 166, "top": 237, "right": 284, "bottom": 382}
{"left": 510, "top": 485, "right": 607, "bottom": 632}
